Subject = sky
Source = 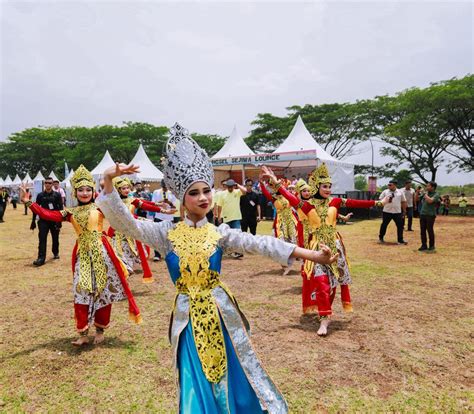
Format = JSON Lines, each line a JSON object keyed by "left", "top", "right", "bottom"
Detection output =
{"left": 1, "top": 0, "right": 472, "bottom": 184}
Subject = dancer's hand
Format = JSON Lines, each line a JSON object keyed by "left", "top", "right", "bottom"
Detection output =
{"left": 339, "top": 212, "right": 353, "bottom": 222}
{"left": 380, "top": 195, "right": 391, "bottom": 206}
{"left": 313, "top": 244, "right": 338, "bottom": 265}
{"left": 104, "top": 163, "right": 140, "bottom": 180}
{"left": 261, "top": 166, "right": 279, "bottom": 186}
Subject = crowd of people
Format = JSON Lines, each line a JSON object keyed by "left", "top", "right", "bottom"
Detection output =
{"left": 2, "top": 123, "right": 472, "bottom": 413}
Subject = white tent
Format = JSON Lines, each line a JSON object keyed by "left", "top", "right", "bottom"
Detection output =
{"left": 129, "top": 144, "right": 163, "bottom": 182}
{"left": 0, "top": 177, "right": 4, "bottom": 186}
{"left": 61, "top": 168, "right": 74, "bottom": 187}
{"left": 91, "top": 150, "right": 115, "bottom": 179}
{"left": 33, "top": 171, "right": 45, "bottom": 181}
{"left": 212, "top": 126, "right": 255, "bottom": 159}
{"left": 4, "top": 175, "right": 13, "bottom": 187}
{"left": 32, "top": 171, "right": 45, "bottom": 199}
{"left": 12, "top": 175, "right": 22, "bottom": 186}
{"left": 48, "top": 171, "right": 59, "bottom": 181}
{"left": 61, "top": 168, "right": 76, "bottom": 207}
{"left": 23, "top": 173, "right": 33, "bottom": 184}
{"left": 269, "top": 116, "right": 354, "bottom": 194}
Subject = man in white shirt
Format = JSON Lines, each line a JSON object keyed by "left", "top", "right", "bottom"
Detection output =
{"left": 151, "top": 180, "right": 177, "bottom": 261}
{"left": 378, "top": 180, "right": 408, "bottom": 245}
{"left": 402, "top": 180, "right": 415, "bottom": 231}
{"left": 53, "top": 180, "right": 66, "bottom": 205}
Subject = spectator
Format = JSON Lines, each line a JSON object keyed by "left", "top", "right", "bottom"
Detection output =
{"left": 151, "top": 180, "right": 177, "bottom": 261}
{"left": 378, "top": 180, "right": 408, "bottom": 245}
{"left": 419, "top": 181, "right": 441, "bottom": 252}
{"left": 0, "top": 186, "right": 9, "bottom": 223}
{"left": 458, "top": 193, "right": 468, "bottom": 216}
{"left": 23, "top": 188, "right": 32, "bottom": 215}
{"left": 31, "top": 177, "right": 63, "bottom": 266}
{"left": 240, "top": 178, "right": 261, "bottom": 235}
{"left": 216, "top": 179, "right": 247, "bottom": 229}
{"left": 10, "top": 187, "right": 19, "bottom": 209}
{"left": 53, "top": 179, "right": 66, "bottom": 206}
{"left": 441, "top": 195, "right": 450, "bottom": 216}
{"left": 402, "top": 180, "right": 415, "bottom": 231}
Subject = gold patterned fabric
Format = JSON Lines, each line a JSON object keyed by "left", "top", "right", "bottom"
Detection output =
{"left": 168, "top": 221, "right": 226, "bottom": 383}
{"left": 274, "top": 195, "right": 297, "bottom": 243}
{"left": 303, "top": 198, "right": 339, "bottom": 278}
{"left": 65, "top": 204, "right": 108, "bottom": 294}
{"left": 114, "top": 198, "right": 137, "bottom": 257}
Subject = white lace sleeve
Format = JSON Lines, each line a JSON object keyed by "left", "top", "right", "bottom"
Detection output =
{"left": 96, "top": 190, "right": 173, "bottom": 256}
{"left": 217, "top": 224, "right": 295, "bottom": 266}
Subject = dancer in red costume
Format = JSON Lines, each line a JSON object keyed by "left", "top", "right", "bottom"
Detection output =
{"left": 21, "top": 165, "right": 142, "bottom": 346}
{"left": 262, "top": 164, "right": 387, "bottom": 336}
{"left": 108, "top": 177, "right": 165, "bottom": 283}
{"left": 260, "top": 179, "right": 299, "bottom": 275}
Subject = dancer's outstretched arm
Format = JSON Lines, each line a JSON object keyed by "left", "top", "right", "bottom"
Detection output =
{"left": 97, "top": 163, "right": 172, "bottom": 254}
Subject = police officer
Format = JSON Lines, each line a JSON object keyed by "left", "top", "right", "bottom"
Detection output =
{"left": 31, "top": 176, "right": 63, "bottom": 266}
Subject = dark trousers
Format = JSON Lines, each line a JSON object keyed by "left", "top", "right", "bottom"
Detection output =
{"left": 0, "top": 203, "right": 6, "bottom": 221}
{"left": 379, "top": 212, "right": 404, "bottom": 242}
{"left": 38, "top": 220, "right": 60, "bottom": 260}
{"left": 24, "top": 203, "right": 29, "bottom": 215}
{"left": 420, "top": 214, "right": 436, "bottom": 248}
{"left": 241, "top": 216, "right": 257, "bottom": 235}
{"left": 403, "top": 207, "right": 414, "bottom": 230}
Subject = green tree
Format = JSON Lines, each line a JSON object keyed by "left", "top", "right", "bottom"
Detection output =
{"left": 354, "top": 175, "right": 368, "bottom": 191}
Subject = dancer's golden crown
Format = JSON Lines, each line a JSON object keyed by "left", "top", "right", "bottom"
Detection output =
{"left": 113, "top": 176, "right": 132, "bottom": 190}
{"left": 71, "top": 165, "right": 95, "bottom": 189}
{"left": 308, "top": 163, "right": 331, "bottom": 195}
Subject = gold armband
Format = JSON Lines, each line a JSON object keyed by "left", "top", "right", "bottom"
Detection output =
{"left": 375, "top": 200, "right": 383, "bottom": 208}
{"left": 273, "top": 180, "right": 282, "bottom": 191}
{"left": 25, "top": 201, "right": 33, "bottom": 208}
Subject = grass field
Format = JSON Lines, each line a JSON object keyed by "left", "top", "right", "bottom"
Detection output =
{"left": 0, "top": 206, "right": 473, "bottom": 413}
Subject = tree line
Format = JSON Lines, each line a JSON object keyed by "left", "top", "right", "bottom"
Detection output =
{"left": 0, "top": 74, "right": 472, "bottom": 183}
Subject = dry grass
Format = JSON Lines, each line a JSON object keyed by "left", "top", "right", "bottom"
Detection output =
{"left": 0, "top": 206, "right": 473, "bottom": 413}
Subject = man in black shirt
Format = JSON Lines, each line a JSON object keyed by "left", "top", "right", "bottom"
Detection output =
{"left": 31, "top": 177, "right": 63, "bottom": 266}
{"left": 240, "top": 179, "right": 261, "bottom": 235}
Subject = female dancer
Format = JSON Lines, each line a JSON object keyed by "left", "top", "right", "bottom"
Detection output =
{"left": 97, "top": 123, "right": 337, "bottom": 413}
{"left": 260, "top": 179, "right": 299, "bottom": 275}
{"left": 108, "top": 176, "right": 165, "bottom": 283}
{"left": 21, "top": 166, "right": 142, "bottom": 346}
{"left": 262, "top": 164, "right": 386, "bottom": 336}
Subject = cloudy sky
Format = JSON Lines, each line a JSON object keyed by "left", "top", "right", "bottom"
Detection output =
{"left": 1, "top": 1, "right": 472, "bottom": 183}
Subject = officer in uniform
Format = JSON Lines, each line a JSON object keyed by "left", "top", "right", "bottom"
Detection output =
{"left": 31, "top": 176, "right": 63, "bottom": 266}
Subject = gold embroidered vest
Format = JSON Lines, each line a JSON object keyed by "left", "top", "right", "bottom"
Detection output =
{"left": 168, "top": 221, "right": 227, "bottom": 383}
{"left": 114, "top": 198, "right": 138, "bottom": 257}
{"left": 63, "top": 204, "right": 108, "bottom": 294}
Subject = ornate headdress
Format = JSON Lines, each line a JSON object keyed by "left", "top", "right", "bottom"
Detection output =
{"left": 308, "top": 163, "right": 331, "bottom": 196}
{"left": 112, "top": 176, "right": 132, "bottom": 191}
{"left": 295, "top": 178, "right": 310, "bottom": 193}
{"left": 162, "top": 123, "right": 214, "bottom": 202}
{"left": 70, "top": 164, "right": 95, "bottom": 190}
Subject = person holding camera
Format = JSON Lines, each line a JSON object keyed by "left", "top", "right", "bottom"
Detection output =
{"left": 31, "top": 176, "right": 63, "bottom": 266}
{"left": 378, "top": 180, "right": 408, "bottom": 245}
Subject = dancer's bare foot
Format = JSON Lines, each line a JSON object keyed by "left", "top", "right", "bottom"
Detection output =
{"left": 94, "top": 331, "right": 105, "bottom": 345}
{"left": 282, "top": 266, "right": 291, "bottom": 276}
{"left": 71, "top": 336, "right": 90, "bottom": 346}
{"left": 317, "top": 318, "right": 330, "bottom": 336}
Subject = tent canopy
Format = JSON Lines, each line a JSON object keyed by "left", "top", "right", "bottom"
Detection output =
{"left": 48, "top": 171, "right": 59, "bottom": 181}
{"left": 12, "top": 175, "right": 22, "bottom": 185}
{"left": 129, "top": 144, "right": 163, "bottom": 182}
{"left": 4, "top": 175, "right": 13, "bottom": 186}
{"left": 212, "top": 126, "right": 255, "bottom": 159}
{"left": 61, "top": 169, "right": 74, "bottom": 187}
{"left": 33, "top": 171, "right": 45, "bottom": 181}
{"left": 91, "top": 150, "right": 116, "bottom": 178}
{"left": 23, "top": 173, "right": 33, "bottom": 184}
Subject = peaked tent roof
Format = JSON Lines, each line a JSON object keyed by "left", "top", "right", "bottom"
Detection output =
{"left": 23, "top": 173, "right": 33, "bottom": 183}
{"left": 48, "top": 171, "right": 59, "bottom": 181}
{"left": 0, "top": 177, "right": 4, "bottom": 186}
{"left": 62, "top": 168, "right": 74, "bottom": 185}
{"left": 12, "top": 175, "right": 22, "bottom": 185}
{"left": 212, "top": 126, "right": 255, "bottom": 159}
{"left": 129, "top": 144, "right": 163, "bottom": 182}
{"left": 33, "top": 171, "right": 45, "bottom": 181}
{"left": 91, "top": 150, "right": 116, "bottom": 178}
{"left": 4, "top": 175, "right": 13, "bottom": 186}
{"left": 273, "top": 115, "right": 337, "bottom": 162}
